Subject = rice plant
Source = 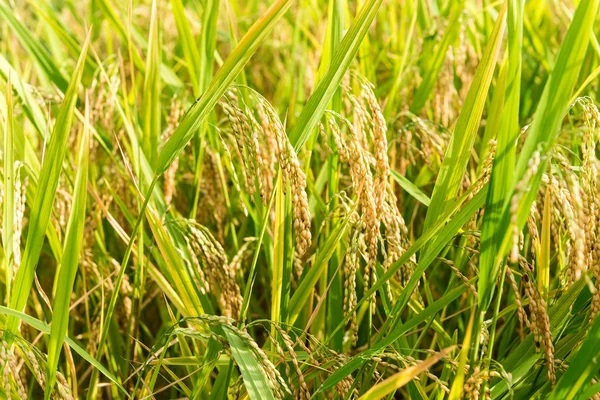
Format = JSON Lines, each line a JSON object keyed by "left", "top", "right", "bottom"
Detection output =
{"left": 0, "top": 0, "right": 599, "bottom": 398}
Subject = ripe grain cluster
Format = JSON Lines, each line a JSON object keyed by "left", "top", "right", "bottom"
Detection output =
{"left": 0, "top": 0, "right": 600, "bottom": 399}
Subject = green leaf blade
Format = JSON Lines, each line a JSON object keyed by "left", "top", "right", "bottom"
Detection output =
{"left": 7, "top": 30, "right": 92, "bottom": 333}
{"left": 45, "top": 96, "right": 91, "bottom": 399}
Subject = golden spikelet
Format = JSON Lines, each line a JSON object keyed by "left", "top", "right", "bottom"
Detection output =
{"left": 13, "top": 164, "right": 27, "bottom": 271}
{"left": 558, "top": 185, "right": 585, "bottom": 283}
{"left": 228, "top": 237, "right": 256, "bottom": 278}
{"left": 163, "top": 97, "right": 184, "bottom": 206}
{"left": 382, "top": 188, "right": 414, "bottom": 288}
{"left": 184, "top": 236, "right": 209, "bottom": 295}
{"left": 342, "top": 88, "right": 370, "bottom": 155}
{"left": 267, "top": 334, "right": 293, "bottom": 398}
{"left": 439, "top": 258, "right": 477, "bottom": 298}
{"left": 328, "top": 116, "right": 378, "bottom": 309}
{"left": 585, "top": 102, "right": 600, "bottom": 319}
{"left": 361, "top": 82, "right": 390, "bottom": 218}
{"left": 196, "top": 150, "right": 228, "bottom": 238}
{"left": 522, "top": 273, "right": 541, "bottom": 352}
{"left": 527, "top": 202, "right": 540, "bottom": 259}
{"left": 475, "top": 139, "right": 496, "bottom": 193}
{"left": 463, "top": 366, "right": 485, "bottom": 400}
{"left": 537, "top": 294, "right": 556, "bottom": 385}
{"left": 505, "top": 266, "right": 531, "bottom": 332}
{"left": 255, "top": 103, "right": 278, "bottom": 204}
{"left": 343, "top": 230, "right": 360, "bottom": 346}
{"left": 9, "top": 355, "right": 27, "bottom": 400}
{"left": 230, "top": 326, "right": 289, "bottom": 399}
{"left": 519, "top": 258, "right": 556, "bottom": 385}
{"left": 7, "top": 336, "right": 72, "bottom": 398}
{"left": 0, "top": 340, "right": 12, "bottom": 400}
{"left": 221, "top": 90, "right": 258, "bottom": 198}
{"left": 580, "top": 112, "right": 597, "bottom": 266}
{"left": 591, "top": 193, "right": 600, "bottom": 321}
{"left": 255, "top": 97, "right": 311, "bottom": 257}
{"left": 272, "top": 325, "right": 310, "bottom": 400}
{"left": 185, "top": 222, "right": 243, "bottom": 318}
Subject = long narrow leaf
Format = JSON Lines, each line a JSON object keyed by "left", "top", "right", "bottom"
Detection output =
{"left": 0, "top": 306, "right": 128, "bottom": 397}
{"left": 0, "top": 1, "right": 69, "bottom": 91}
{"left": 45, "top": 95, "right": 90, "bottom": 399}
{"left": 156, "top": 0, "right": 293, "bottom": 175}
{"left": 359, "top": 347, "right": 455, "bottom": 400}
{"left": 141, "top": 0, "right": 161, "bottom": 167}
{"left": 223, "top": 327, "right": 276, "bottom": 400}
{"left": 422, "top": 2, "right": 506, "bottom": 233}
{"left": 288, "top": 0, "right": 384, "bottom": 151}
{"left": 478, "top": 0, "right": 523, "bottom": 310}
{"left": 2, "top": 75, "right": 15, "bottom": 303}
{"left": 7, "top": 30, "right": 91, "bottom": 333}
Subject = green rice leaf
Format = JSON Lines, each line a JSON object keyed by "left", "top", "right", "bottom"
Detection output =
{"left": 223, "top": 326, "right": 276, "bottom": 400}
{"left": 0, "top": 1, "right": 69, "bottom": 92}
{"left": 2, "top": 76, "right": 15, "bottom": 304}
{"left": 359, "top": 347, "right": 454, "bottom": 400}
{"left": 141, "top": 0, "right": 161, "bottom": 167}
{"left": 485, "top": 0, "right": 600, "bottom": 308}
{"left": 448, "top": 312, "right": 474, "bottom": 400}
{"left": 156, "top": 0, "right": 293, "bottom": 175}
{"left": 45, "top": 94, "right": 90, "bottom": 399}
{"left": 0, "top": 54, "right": 47, "bottom": 136}
{"left": 288, "top": 212, "right": 352, "bottom": 324}
{"left": 422, "top": 1, "right": 506, "bottom": 234}
{"left": 0, "top": 306, "right": 128, "bottom": 397}
{"left": 288, "top": 0, "right": 385, "bottom": 151}
{"left": 550, "top": 314, "right": 600, "bottom": 400}
{"left": 6, "top": 30, "right": 91, "bottom": 333}
{"left": 478, "top": 0, "right": 523, "bottom": 311}
{"left": 391, "top": 169, "right": 431, "bottom": 207}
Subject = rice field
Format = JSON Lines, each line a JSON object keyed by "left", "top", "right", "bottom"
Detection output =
{"left": 1, "top": 0, "right": 600, "bottom": 398}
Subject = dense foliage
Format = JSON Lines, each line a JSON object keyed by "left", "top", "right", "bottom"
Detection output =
{"left": 1, "top": 0, "right": 600, "bottom": 398}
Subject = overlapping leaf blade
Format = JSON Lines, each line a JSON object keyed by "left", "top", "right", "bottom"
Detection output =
{"left": 45, "top": 97, "right": 90, "bottom": 399}
{"left": 7, "top": 31, "right": 91, "bottom": 333}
